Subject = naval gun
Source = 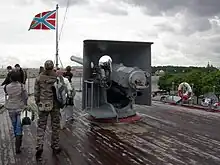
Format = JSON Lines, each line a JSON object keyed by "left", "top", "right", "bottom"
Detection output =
{"left": 71, "top": 40, "right": 153, "bottom": 122}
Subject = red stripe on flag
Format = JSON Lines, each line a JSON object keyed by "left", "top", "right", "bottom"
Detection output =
{"left": 47, "top": 20, "right": 56, "bottom": 27}
{"left": 35, "top": 13, "right": 41, "bottom": 18}
{"left": 48, "top": 12, "right": 56, "bottom": 19}
{"left": 42, "top": 24, "right": 50, "bottom": 30}
{"left": 42, "top": 11, "right": 50, "bottom": 17}
{"left": 34, "top": 24, "right": 42, "bottom": 29}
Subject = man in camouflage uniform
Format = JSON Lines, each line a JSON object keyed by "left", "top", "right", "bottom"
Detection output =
{"left": 34, "top": 60, "right": 61, "bottom": 160}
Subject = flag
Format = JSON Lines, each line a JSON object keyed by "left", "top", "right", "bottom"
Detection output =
{"left": 29, "top": 10, "right": 56, "bottom": 30}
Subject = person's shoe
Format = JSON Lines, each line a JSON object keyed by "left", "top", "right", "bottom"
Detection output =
{"left": 35, "top": 149, "right": 43, "bottom": 161}
{"left": 20, "top": 135, "right": 23, "bottom": 147}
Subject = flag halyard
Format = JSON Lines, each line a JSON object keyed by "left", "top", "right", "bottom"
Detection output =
{"left": 29, "top": 10, "right": 56, "bottom": 30}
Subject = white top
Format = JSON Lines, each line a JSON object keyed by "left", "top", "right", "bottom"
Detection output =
{"left": 63, "top": 77, "right": 72, "bottom": 96}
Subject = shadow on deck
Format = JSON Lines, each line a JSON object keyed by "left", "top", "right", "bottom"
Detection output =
{"left": 1, "top": 95, "right": 220, "bottom": 165}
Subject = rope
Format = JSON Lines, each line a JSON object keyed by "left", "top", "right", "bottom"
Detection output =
{"left": 59, "top": 56, "right": 64, "bottom": 69}
{"left": 58, "top": 0, "right": 70, "bottom": 43}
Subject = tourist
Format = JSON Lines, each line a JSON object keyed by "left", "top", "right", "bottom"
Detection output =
{"left": 4, "top": 70, "right": 28, "bottom": 154}
{"left": 1, "top": 66, "right": 13, "bottom": 87}
{"left": 63, "top": 65, "right": 76, "bottom": 109}
{"left": 14, "top": 64, "right": 27, "bottom": 84}
{"left": 39, "top": 66, "right": 44, "bottom": 74}
{"left": 56, "top": 70, "right": 73, "bottom": 129}
{"left": 34, "top": 60, "right": 61, "bottom": 161}
{"left": 63, "top": 66, "right": 73, "bottom": 83}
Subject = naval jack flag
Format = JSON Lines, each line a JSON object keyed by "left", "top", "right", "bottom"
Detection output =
{"left": 28, "top": 10, "right": 56, "bottom": 30}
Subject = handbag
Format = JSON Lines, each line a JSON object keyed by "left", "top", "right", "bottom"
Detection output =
{"left": 20, "top": 106, "right": 35, "bottom": 126}
{"left": 20, "top": 84, "right": 32, "bottom": 125}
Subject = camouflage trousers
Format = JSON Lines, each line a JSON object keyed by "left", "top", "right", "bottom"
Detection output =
{"left": 36, "top": 109, "right": 60, "bottom": 150}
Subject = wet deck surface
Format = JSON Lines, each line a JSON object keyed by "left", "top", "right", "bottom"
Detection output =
{"left": 1, "top": 94, "right": 220, "bottom": 165}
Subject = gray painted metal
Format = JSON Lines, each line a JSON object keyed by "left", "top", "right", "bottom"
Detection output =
{"left": 71, "top": 39, "right": 153, "bottom": 119}
{"left": 70, "top": 55, "right": 83, "bottom": 65}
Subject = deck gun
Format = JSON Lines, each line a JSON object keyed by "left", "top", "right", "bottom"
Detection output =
{"left": 70, "top": 54, "right": 150, "bottom": 120}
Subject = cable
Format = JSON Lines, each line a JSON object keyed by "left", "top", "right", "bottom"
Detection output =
{"left": 59, "top": 55, "right": 64, "bottom": 69}
{"left": 58, "top": 0, "right": 70, "bottom": 42}
{"left": 56, "top": 0, "right": 70, "bottom": 68}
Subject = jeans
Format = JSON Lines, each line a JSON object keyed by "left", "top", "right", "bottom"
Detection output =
{"left": 8, "top": 111, "right": 23, "bottom": 136}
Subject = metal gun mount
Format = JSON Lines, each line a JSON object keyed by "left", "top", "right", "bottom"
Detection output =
{"left": 70, "top": 54, "right": 150, "bottom": 120}
{"left": 70, "top": 40, "right": 153, "bottom": 121}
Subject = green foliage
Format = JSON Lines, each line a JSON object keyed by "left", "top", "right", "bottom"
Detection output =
{"left": 158, "top": 74, "right": 173, "bottom": 92}
{"left": 158, "top": 69, "right": 220, "bottom": 97}
{"left": 152, "top": 65, "right": 218, "bottom": 74}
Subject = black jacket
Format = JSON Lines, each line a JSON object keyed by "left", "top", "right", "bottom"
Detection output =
{"left": 63, "top": 71, "right": 73, "bottom": 82}
{"left": 1, "top": 72, "right": 12, "bottom": 86}
{"left": 17, "top": 69, "right": 27, "bottom": 84}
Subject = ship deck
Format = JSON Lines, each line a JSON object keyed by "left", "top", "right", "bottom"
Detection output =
{"left": 1, "top": 94, "right": 220, "bottom": 165}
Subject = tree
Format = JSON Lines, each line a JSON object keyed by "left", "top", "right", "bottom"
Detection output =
{"left": 158, "top": 73, "right": 173, "bottom": 92}
{"left": 157, "top": 69, "right": 220, "bottom": 103}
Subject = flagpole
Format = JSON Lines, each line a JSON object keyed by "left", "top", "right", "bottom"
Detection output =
{"left": 55, "top": 4, "right": 59, "bottom": 68}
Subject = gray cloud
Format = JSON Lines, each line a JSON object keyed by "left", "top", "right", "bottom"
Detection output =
{"left": 40, "top": 0, "right": 89, "bottom": 7}
{"left": 17, "top": 0, "right": 127, "bottom": 15}
{"left": 16, "top": 0, "right": 88, "bottom": 7}
{"left": 158, "top": 17, "right": 211, "bottom": 35}
{"left": 99, "top": 6, "right": 128, "bottom": 16}
{"left": 122, "top": 0, "right": 220, "bottom": 17}
{"left": 96, "top": 2, "right": 128, "bottom": 16}
{"left": 155, "top": 23, "right": 176, "bottom": 33}
{"left": 209, "top": 35, "right": 220, "bottom": 42}
{"left": 15, "top": 0, "right": 35, "bottom": 5}
{"left": 122, "top": 0, "right": 220, "bottom": 34}
{"left": 119, "top": 0, "right": 220, "bottom": 66}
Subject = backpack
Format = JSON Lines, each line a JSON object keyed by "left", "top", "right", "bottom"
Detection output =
{"left": 54, "top": 76, "right": 68, "bottom": 109}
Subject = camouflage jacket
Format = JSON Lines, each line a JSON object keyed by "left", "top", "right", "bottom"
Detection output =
{"left": 34, "top": 70, "right": 57, "bottom": 111}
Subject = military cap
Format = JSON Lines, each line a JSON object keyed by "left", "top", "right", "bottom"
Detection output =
{"left": 44, "top": 60, "right": 54, "bottom": 70}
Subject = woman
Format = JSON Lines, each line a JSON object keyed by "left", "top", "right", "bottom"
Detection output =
{"left": 63, "top": 66, "right": 76, "bottom": 106}
{"left": 4, "top": 70, "right": 28, "bottom": 154}
{"left": 56, "top": 70, "right": 73, "bottom": 129}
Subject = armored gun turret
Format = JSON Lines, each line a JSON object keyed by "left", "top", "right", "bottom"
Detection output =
{"left": 71, "top": 40, "right": 153, "bottom": 122}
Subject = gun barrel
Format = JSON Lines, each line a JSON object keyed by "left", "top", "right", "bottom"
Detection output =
{"left": 70, "top": 55, "right": 83, "bottom": 65}
{"left": 112, "top": 64, "right": 149, "bottom": 90}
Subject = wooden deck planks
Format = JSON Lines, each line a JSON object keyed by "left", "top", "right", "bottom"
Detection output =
{"left": 0, "top": 96, "right": 220, "bottom": 164}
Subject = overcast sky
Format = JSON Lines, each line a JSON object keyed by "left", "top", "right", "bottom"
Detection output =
{"left": 1, "top": 0, "right": 220, "bottom": 68}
